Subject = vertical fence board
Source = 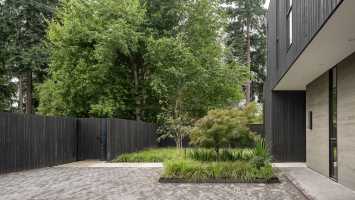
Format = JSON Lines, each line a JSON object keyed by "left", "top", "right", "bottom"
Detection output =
{"left": 0, "top": 113, "right": 78, "bottom": 174}
{"left": 0, "top": 112, "right": 157, "bottom": 173}
{"left": 105, "top": 119, "right": 157, "bottom": 160}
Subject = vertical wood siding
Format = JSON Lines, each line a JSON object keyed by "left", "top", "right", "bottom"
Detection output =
{"left": 271, "top": 91, "right": 306, "bottom": 162}
{"left": 264, "top": 0, "right": 343, "bottom": 162}
{"left": 267, "top": 0, "right": 343, "bottom": 88}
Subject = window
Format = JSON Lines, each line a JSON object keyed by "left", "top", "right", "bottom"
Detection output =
{"left": 308, "top": 111, "right": 312, "bottom": 130}
{"left": 329, "top": 67, "right": 338, "bottom": 181}
{"left": 287, "top": 0, "right": 293, "bottom": 46}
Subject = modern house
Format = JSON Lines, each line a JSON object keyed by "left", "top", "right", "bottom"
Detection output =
{"left": 264, "top": 0, "right": 355, "bottom": 190}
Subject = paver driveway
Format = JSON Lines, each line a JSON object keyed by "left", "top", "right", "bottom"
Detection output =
{"left": 0, "top": 165, "right": 306, "bottom": 200}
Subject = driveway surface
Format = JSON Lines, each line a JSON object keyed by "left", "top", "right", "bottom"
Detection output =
{"left": 0, "top": 164, "right": 307, "bottom": 200}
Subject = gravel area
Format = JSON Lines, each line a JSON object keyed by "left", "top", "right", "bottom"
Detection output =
{"left": 0, "top": 166, "right": 306, "bottom": 200}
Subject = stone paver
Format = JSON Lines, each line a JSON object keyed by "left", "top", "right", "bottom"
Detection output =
{"left": 280, "top": 167, "right": 355, "bottom": 200}
{"left": 0, "top": 166, "right": 307, "bottom": 200}
{"left": 56, "top": 160, "right": 163, "bottom": 168}
{"left": 273, "top": 163, "right": 307, "bottom": 168}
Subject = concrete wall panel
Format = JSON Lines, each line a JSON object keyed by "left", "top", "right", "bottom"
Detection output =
{"left": 337, "top": 53, "right": 355, "bottom": 191}
{"left": 306, "top": 73, "right": 329, "bottom": 177}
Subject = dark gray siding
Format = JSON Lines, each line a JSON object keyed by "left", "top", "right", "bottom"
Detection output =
{"left": 267, "top": 0, "right": 343, "bottom": 88}
{"left": 264, "top": 0, "right": 343, "bottom": 162}
{"left": 264, "top": 88, "right": 306, "bottom": 161}
{"left": 271, "top": 92, "right": 306, "bottom": 162}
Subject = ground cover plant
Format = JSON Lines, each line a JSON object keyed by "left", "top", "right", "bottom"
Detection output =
{"left": 161, "top": 137, "right": 275, "bottom": 182}
{"left": 162, "top": 160, "right": 274, "bottom": 182}
{"left": 112, "top": 148, "right": 184, "bottom": 162}
{"left": 186, "top": 148, "right": 255, "bottom": 162}
{"left": 112, "top": 138, "right": 275, "bottom": 183}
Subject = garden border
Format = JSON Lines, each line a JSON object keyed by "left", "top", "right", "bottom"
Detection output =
{"left": 158, "top": 176, "right": 280, "bottom": 184}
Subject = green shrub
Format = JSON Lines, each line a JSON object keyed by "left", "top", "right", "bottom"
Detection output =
{"left": 190, "top": 108, "right": 255, "bottom": 155}
{"left": 163, "top": 160, "right": 274, "bottom": 181}
{"left": 112, "top": 148, "right": 184, "bottom": 162}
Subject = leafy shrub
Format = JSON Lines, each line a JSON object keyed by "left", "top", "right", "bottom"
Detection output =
{"left": 242, "top": 102, "right": 263, "bottom": 124}
{"left": 163, "top": 160, "right": 274, "bottom": 181}
{"left": 112, "top": 148, "right": 184, "bottom": 162}
{"left": 190, "top": 108, "right": 255, "bottom": 155}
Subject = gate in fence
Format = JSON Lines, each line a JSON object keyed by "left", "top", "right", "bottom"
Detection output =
{"left": 77, "top": 118, "right": 107, "bottom": 161}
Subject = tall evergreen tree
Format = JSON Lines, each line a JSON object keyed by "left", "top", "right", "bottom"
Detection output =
{"left": 0, "top": 1, "right": 16, "bottom": 111}
{"left": 224, "top": 0, "right": 266, "bottom": 102}
{"left": 1, "top": 0, "right": 57, "bottom": 113}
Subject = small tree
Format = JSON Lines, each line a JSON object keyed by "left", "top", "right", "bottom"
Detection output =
{"left": 190, "top": 108, "right": 254, "bottom": 155}
{"left": 158, "top": 113, "right": 192, "bottom": 149}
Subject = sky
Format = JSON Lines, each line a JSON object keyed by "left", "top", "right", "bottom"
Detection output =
{"left": 264, "top": 0, "right": 270, "bottom": 9}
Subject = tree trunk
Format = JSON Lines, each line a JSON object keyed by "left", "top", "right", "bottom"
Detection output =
{"left": 215, "top": 146, "right": 220, "bottom": 161}
{"left": 180, "top": 134, "right": 183, "bottom": 149}
{"left": 176, "top": 137, "right": 181, "bottom": 149}
{"left": 25, "top": 70, "right": 32, "bottom": 114}
{"left": 133, "top": 64, "right": 141, "bottom": 121}
{"left": 245, "top": 17, "right": 252, "bottom": 104}
{"left": 18, "top": 74, "right": 24, "bottom": 113}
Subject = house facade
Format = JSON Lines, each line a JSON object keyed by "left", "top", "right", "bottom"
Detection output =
{"left": 264, "top": 0, "right": 355, "bottom": 190}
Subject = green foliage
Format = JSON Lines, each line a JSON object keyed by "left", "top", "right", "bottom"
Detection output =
{"left": 224, "top": 0, "right": 266, "bottom": 102}
{"left": 0, "top": 0, "right": 57, "bottom": 112}
{"left": 0, "top": 72, "right": 15, "bottom": 111}
{"left": 181, "top": 0, "right": 248, "bottom": 116}
{"left": 190, "top": 108, "right": 255, "bottom": 153}
{"left": 157, "top": 113, "right": 192, "bottom": 148}
{"left": 38, "top": 0, "right": 247, "bottom": 121}
{"left": 187, "top": 148, "right": 255, "bottom": 162}
{"left": 38, "top": 0, "right": 146, "bottom": 117}
{"left": 112, "top": 148, "right": 184, "bottom": 162}
{"left": 144, "top": 0, "right": 186, "bottom": 37}
{"left": 242, "top": 102, "right": 263, "bottom": 124}
{"left": 163, "top": 160, "right": 274, "bottom": 181}
{"left": 250, "top": 136, "right": 272, "bottom": 169}
{"left": 147, "top": 0, "right": 247, "bottom": 120}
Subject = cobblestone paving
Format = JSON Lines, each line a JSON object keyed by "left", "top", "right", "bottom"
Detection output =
{"left": 0, "top": 167, "right": 306, "bottom": 200}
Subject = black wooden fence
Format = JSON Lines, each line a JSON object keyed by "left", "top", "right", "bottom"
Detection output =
{"left": 107, "top": 119, "right": 157, "bottom": 160}
{"left": 0, "top": 113, "right": 77, "bottom": 174}
{"left": 0, "top": 112, "right": 157, "bottom": 174}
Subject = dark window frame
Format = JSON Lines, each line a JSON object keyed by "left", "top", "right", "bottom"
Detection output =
{"left": 308, "top": 111, "right": 312, "bottom": 130}
{"left": 329, "top": 67, "right": 338, "bottom": 181}
{"left": 286, "top": 0, "right": 293, "bottom": 48}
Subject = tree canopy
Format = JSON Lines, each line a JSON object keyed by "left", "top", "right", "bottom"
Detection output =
{"left": 37, "top": 0, "right": 248, "bottom": 122}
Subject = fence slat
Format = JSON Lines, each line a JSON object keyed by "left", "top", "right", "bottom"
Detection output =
{"left": 0, "top": 113, "right": 77, "bottom": 174}
{"left": 0, "top": 112, "right": 157, "bottom": 174}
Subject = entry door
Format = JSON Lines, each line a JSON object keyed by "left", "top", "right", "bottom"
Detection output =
{"left": 329, "top": 68, "right": 338, "bottom": 180}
